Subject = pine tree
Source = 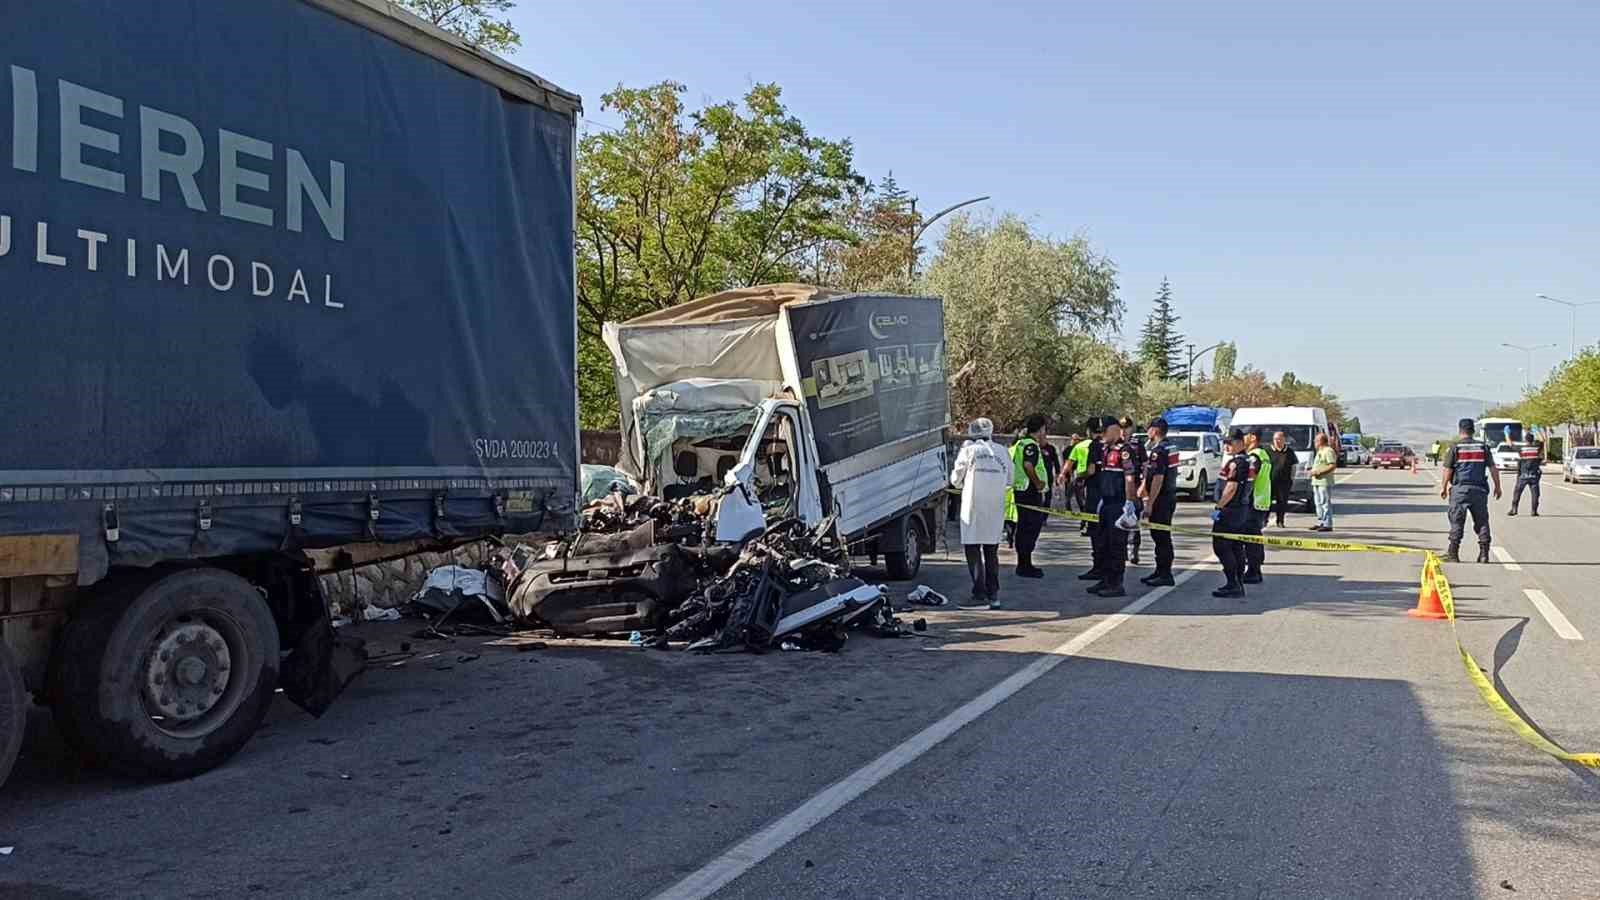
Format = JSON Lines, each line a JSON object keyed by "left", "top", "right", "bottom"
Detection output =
{"left": 1137, "top": 277, "right": 1185, "bottom": 379}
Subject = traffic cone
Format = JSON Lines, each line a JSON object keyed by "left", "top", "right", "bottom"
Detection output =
{"left": 1408, "top": 557, "right": 1448, "bottom": 620}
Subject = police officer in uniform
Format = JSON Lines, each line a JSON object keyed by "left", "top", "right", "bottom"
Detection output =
{"left": 1074, "top": 419, "right": 1108, "bottom": 580}
{"left": 1508, "top": 438, "right": 1544, "bottom": 517}
{"left": 1440, "top": 418, "right": 1502, "bottom": 562}
{"left": 1010, "top": 415, "right": 1049, "bottom": 578}
{"left": 1120, "top": 416, "right": 1147, "bottom": 566}
{"left": 1212, "top": 429, "right": 1254, "bottom": 597}
{"left": 1086, "top": 420, "right": 1137, "bottom": 598}
{"left": 1241, "top": 428, "right": 1274, "bottom": 584}
{"left": 1139, "top": 418, "right": 1180, "bottom": 587}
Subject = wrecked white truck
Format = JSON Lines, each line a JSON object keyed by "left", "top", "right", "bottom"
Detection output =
{"left": 505, "top": 285, "right": 951, "bottom": 644}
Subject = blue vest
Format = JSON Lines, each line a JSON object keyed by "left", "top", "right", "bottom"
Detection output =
{"left": 1451, "top": 440, "right": 1489, "bottom": 488}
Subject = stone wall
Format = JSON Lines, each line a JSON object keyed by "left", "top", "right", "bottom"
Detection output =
{"left": 317, "top": 542, "right": 491, "bottom": 616}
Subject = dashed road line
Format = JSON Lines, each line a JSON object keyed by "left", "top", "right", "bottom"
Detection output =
{"left": 649, "top": 562, "right": 1212, "bottom": 900}
{"left": 1523, "top": 588, "right": 1584, "bottom": 641}
{"left": 1491, "top": 547, "right": 1522, "bottom": 572}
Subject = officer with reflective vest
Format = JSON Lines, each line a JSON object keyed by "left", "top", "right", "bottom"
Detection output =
{"left": 1074, "top": 417, "right": 1111, "bottom": 580}
{"left": 1139, "top": 418, "right": 1180, "bottom": 587}
{"left": 1242, "top": 429, "right": 1274, "bottom": 584}
{"left": 1440, "top": 418, "right": 1502, "bottom": 563}
{"left": 1509, "top": 438, "right": 1544, "bottom": 517}
{"left": 1010, "top": 414, "right": 1049, "bottom": 578}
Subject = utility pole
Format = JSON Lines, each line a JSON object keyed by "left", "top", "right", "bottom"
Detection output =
{"left": 1536, "top": 294, "right": 1600, "bottom": 361}
{"left": 907, "top": 195, "right": 990, "bottom": 280}
{"left": 1186, "top": 342, "right": 1223, "bottom": 394}
{"left": 1500, "top": 342, "right": 1556, "bottom": 394}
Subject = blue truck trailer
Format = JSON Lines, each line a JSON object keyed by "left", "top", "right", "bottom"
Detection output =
{"left": 0, "top": 0, "right": 580, "bottom": 785}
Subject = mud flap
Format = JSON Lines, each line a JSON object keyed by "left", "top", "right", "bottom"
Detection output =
{"left": 279, "top": 613, "right": 367, "bottom": 718}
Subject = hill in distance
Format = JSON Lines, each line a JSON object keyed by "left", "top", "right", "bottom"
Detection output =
{"left": 1344, "top": 396, "right": 1496, "bottom": 449}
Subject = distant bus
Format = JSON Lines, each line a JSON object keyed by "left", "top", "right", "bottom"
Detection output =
{"left": 1479, "top": 417, "right": 1526, "bottom": 447}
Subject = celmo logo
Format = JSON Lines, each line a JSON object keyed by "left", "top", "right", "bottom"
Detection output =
{"left": 868, "top": 312, "right": 910, "bottom": 340}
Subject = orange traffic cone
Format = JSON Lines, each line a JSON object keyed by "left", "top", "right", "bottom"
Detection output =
{"left": 1409, "top": 558, "right": 1448, "bottom": 620}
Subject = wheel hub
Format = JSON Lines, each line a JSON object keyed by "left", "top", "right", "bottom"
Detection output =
{"left": 143, "top": 621, "right": 232, "bottom": 722}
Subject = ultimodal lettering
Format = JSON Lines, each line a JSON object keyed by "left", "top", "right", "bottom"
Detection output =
{"left": 1, "top": 64, "right": 347, "bottom": 310}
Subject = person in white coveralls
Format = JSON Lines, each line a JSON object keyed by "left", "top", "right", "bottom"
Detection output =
{"left": 951, "top": 417, "right": 1012, "bottom": 609}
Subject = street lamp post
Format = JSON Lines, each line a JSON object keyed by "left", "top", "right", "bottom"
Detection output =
{"left": 908, "top": 195, "right": 990, "bottom": 280}
{"left": 1186, "top": 342, "right": 1224, "bottom": 394}
{"left": 1500, "top": 342, "right": 1557, "bottom": 394}
{"left": 1535, "top": 294, "right": 1600, "bottom": 361}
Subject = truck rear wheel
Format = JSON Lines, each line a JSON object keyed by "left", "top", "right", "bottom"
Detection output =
{"left": 53, "top": 568, "right": 279, "bottom": 779}
{"left": 883, "top": 514, "right": 925, "bottom": 581}
{"left": 1, "top": 640, "right": 25, "bottom": 789}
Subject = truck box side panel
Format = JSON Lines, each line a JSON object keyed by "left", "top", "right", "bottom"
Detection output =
{"left": 0, "top": 0, "right": 577, "bottom": 577}
{"left": 830, "top": 445, "right": 949, "bottom": 539}
{"left": 780, "top": 296, "right": 948, "bottom": 467}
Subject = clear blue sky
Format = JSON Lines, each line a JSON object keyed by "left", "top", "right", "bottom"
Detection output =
{"left": 506, "top": 0, "right": 1600, "bottom": 401}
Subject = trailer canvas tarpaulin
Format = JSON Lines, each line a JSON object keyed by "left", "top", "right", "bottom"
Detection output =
{"left": 0, "top": 0, "right": 579, "bottom": 582}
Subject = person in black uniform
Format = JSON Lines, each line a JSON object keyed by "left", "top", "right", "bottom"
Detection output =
{"left": 1041, "top": 434, "right": 1061, "bottom": 510}
{"left": 1012, "top": 414, "right": 1050, "bottom": 579}
{"left": 1120, "top": 416, "right": 1147, "bottom": 566}
{"left": 1440, "top": 418, "right": 1502, "bottom": 563}
{"left": 1077, "top": 418, "right": 1109, "bottom": 582}
{"left": 1140, "top": 418, "right": 1180, "bottom": 587}
{"left": 1211, "top": 429, "right": 1255, "bottom": 597}
{"left": 1086, "top": 421, "right": 1137, "bottom": 598}
{"left": 1508, "top": 439, "right": 1544, "bottom": 517}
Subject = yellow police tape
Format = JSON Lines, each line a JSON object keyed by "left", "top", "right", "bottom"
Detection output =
{"left": 989, "top": 492, "right": 1600, "bottom": 769}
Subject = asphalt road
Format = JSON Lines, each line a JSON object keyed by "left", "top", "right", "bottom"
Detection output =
{"left": 5, "top": 468, "right": 1600, "bottom": 899}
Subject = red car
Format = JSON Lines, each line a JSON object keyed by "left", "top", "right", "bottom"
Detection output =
{"left": 1371, "top": 443, "right": 1414, "bottom": 469}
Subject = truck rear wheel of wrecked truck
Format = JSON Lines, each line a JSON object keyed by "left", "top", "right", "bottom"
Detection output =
{"left": 0, "top": 0, "right": 580, "bottom": 788}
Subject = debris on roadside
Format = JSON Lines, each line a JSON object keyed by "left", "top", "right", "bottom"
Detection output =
{"left": 905, "top": 585, "right": 949, "bottom": 607}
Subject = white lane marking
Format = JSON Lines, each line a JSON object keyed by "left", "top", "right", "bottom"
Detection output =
{"left": 1491, "top": 547, "right": 1522, "bottom": 572}
{"left": 649, "top": 564, "right": 1211, "bottom": 900}
{"left": 1523, "top": 588, "right": 1584, "bottom": 641}
{"left": 1553, "top": 484, "right": 1600, "bottom": 501}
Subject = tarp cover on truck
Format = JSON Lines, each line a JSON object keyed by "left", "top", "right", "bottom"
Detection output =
{"left": 0, "top": 0, "right": 578, "bottom": 582}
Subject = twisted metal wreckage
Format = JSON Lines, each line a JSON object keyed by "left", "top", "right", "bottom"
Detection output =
{"left": 416, "top": 484, "right": 926, "bottom": 653}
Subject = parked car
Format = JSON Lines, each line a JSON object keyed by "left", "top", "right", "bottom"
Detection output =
{"left": 1565, "top": 447, "right": 1600, "bottom": 484}
{"left": 1492, "top": 442, "right": 1521, "bottom": 472}
{"left": 1372, "top": 443, "right": 1414, "bottom": 469}
{"left": 1169, "top": 431, "right": 1226, "bottom": 500}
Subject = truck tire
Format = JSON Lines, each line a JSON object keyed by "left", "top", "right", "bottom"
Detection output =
{"left": 1190, "top": 472, "right": 1209, "bottom": 502}
{"left": 883, "top": 515, "right": 925, "bottom": 581}
{"left": 1, "top": 640, "right": 25, "bottom": 789}
{"left": 53, "top": 568, "right": 279, "bottom": 779}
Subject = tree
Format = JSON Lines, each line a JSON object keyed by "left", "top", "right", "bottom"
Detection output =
{"left": 1343, "top": 416, "right": 1362, "bottom": 434}
{"left": 925, "top": 213, "right": 1121, "bottom": 428}
{"left": 577, "top": 81, "right": 863, "bottom": 335}
{"left": 813, "top": 172, "right": 918, "bottom": 291}
{"left": 574, "top": 81, "right": 865, "bottom": 425}
{"left": 1132, "top": 359, "right": 1192, "bottom": 424}
{"left": 1136, "top": 277, "right": 1184, "bottom": 380}
{"left": 394, "top": 0, "right": 521, "bottom": 53}
{"left": 1212, "top": 341, "right": 1238, "bottom": 380}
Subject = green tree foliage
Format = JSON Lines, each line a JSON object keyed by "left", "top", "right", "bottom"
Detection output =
{"left": 1189, "top": 367, "right": 1346, "bottom": 422}
{"left": 925, "top": 214, "right": 1121, "bottom": 429}
{"left": 1136, "top": 277, "right": 1185, "bottom": 380}
{"left": 1510, "top": 346, "right": 1600, "bottom": 428}
{"left": 1211, "top": 341, "right": 1238, "bottom": 380}
{"left": 1131, "top": 359, "right": 1192, "bottom": 424}
{"left": 393, "top": 0, "right": 521, "bottom": 53}
{"left": 574, "top": 81, "right": 865, "bottom": 425}
{"left": 813, "top": 172, "right": 919, "bottom": 291}
{"left": 1343, "top": 416, "right": 1363, "bottom": 434}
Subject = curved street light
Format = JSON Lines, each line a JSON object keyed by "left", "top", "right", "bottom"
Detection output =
{"left": 1500, "top": 342, "right": 1557, "bottom": 394}
{"left": 1535, "top": 294, "right": 1600, "bottom": 361}
{"left": 1186, "top": 342, "right": 1225, "bottom": 394}
{"left": 908, "top": 195, "right": 990, "bottom": 279}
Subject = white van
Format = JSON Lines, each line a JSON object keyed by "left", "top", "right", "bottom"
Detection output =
{"left": 1229, "top": 407, "right": 1338, "bottom": 508}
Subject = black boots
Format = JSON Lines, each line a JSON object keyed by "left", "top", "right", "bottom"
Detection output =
{"left": 1213, "top": 580, "right": 1245, "bottom": 598}
{"left": 1477, "top": 545, "right": 1491, "bottom": 564}
{"left": 1444, "top": 544, "right": 1461, "bottom": 563}
{"left": 1242, "top": 568, "right": 1264, "bottom": 585}
{"left": 1141, "top": 572, "right": 1176, "bottom": 587}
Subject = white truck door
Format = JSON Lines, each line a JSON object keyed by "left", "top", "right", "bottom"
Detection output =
{"left": 733, "top": 401, "right": 822, "bottom": 525}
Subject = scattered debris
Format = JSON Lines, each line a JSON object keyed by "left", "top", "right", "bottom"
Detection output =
{"left": 0, "top": 846, "right": 12, "bottom": 856}
{"left": 1500, "top": 881, "right": 1516, "bottom": 892}
{"left": 906, "top": 585, "right": 949, "bottom": 607}
{"left": 362, "top": 606, "right": 402, "bottom": 622}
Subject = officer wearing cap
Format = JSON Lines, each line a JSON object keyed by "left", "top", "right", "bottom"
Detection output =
{"left": 1071, "top": 419, "right": 1107, "bottom": 578}
{"left": 1212, "top": 428, "right": 1254, "bottom": 597}
{"left": 1440, "top": 418, "right": 1502, "bottom": 563}
{"left": 1085, "top": 419, "right": 1137, "bottom": 597}
{"left": 1241, "top": 428, "right": 1273, "bottom": 585}
{"left": 1508, "top": 438, "right": 1544, "bottom": 517}
{"left": 1119, "top": 416, "right": 1147, "bottom": 566}
{"left": 1139, "top": 417, "right": 1180, "bottom": 587}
